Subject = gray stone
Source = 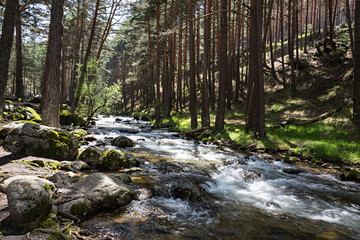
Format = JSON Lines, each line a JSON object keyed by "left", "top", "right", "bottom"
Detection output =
{"left": 61, "top": 198, "right": 91, "bottom": 217}
{"left": 3, "top": 122, "right": 79, "bottom": 160}
{"left": 6, "top": 178, "right": 54, "bottom": 224}
{"left": 60, "top": 160, "right": 89, "bottom": 171}
{"left": 78, "top": 147, "right": 101, "bottom": 165}
{"left": 72, "top": 173, "right": 134, "bottom": 209}
{"left": 111, "top": 136, "right": 135, "bottom": 148}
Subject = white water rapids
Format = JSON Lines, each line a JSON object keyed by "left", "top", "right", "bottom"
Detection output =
{"left": 82, "top": 116, "right": 360, "bottom": 239}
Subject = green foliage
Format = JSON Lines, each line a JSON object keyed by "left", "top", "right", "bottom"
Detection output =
{"left": 60, "top": 110, "right": 85, "bottom": 126}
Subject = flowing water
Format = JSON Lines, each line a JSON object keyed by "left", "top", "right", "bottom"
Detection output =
{"left": 81, "top": 116, "right": 360, "bottom": 240}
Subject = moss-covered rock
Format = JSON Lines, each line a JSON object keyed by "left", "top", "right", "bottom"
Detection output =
{"left": 98, "top": 149, "right": 140, "bottom": 170}
{"left": 6, "top": 177, "right": 54, "bottom": 225}
{"left": 61, "top": 198, "right": 91, "bottom": 218}
{"left": 60, "top": 160, "right": 89, "bottom": 171}
{"left": 72, "top": 173, "right": 134, "bottom": 210}
{"left": 3, "top": 122, "right": 79, "bottom": 160}
{"left": 60, "top": 110, "right": 85, "bottom": 126}
{"left": 24, "top": 107, "right": 42, "bottom": 122}
{"left": 78, "top": 146, "right": 101, "bottom": 166}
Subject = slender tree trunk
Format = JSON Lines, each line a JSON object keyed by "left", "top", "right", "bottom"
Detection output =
{"left": 41, "top": 0, "right": 65, "bottom": 127}
{"left": 201, "top": 0, "right": 210, "bottom": 127}
{"left": 189, "top": 0, "right": 198, "bottom": 128}
{"left": 0, "top": 0, "right": 17, "bottom": 111}
{"left": 304, "top": 0, "right": 309, "bottom": 53}
{"left": 246, "top": 0, "right": 266, "bottom": 138}
{"left": 345, "top": 0, "right": 354, "bottom": 53}
{"left": 15, "top": 3, "right": 24, "bottom": 98}
{"left": 155, "top": 4, "right": 161, "bottom": 123}
{"left": 71, "top": 0, "right": 100, "bottom": 114}
{"left": 177, "top": 19, "right": 183, "bottom": 112}
{"left": 215, "top": 0, "right": 228, "bottom": 130}
{"left": 354, "top": 0, "right": 360, "bottom": 121}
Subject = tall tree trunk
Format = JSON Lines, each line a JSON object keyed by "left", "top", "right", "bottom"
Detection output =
{"left": 189, "top": 0, "right": 198, "bottom": 128}
{"left": 15, "top": 2, "right": 24, "bottom": 98}
{"left": 41, "top": 0, "right": 65, "bottom": 127}
{"left": 201, "top": 0, "right": 210, "bottom": 127}
{"left": 0, "top": 0, "right": 17, "bottom": 111}
{"left": 304, "top": 0, "right": 309, "bottom": 53}
{"left": 155, "top": 4, "right": 161, "bottom": 123}
{"left": 246, "top": 0, "right": 266, "bottom": 139}
{"left": 354, "top": 0, "right": 360, "bottom": 121}
{"left": 71, "top": 0, "right": 100, "bottom": 114}
{"left": 215, "top": 0, "right": 228, "bottom": 130}
{"left": 345, "top": 0, "right": 354, "bottom": 53}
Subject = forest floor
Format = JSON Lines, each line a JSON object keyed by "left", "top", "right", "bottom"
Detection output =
{"left": 158, "top": 27, "right": 360, "bottom": 180}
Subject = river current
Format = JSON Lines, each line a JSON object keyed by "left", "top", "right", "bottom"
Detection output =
{"left": 81, "top": 116, "right": 360, "bottom": 240}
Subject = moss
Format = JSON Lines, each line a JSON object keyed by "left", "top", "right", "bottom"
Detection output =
{"left": 60, "top": 110, "right": 85, "bottom": 126}
{"left": 25, "top": 107, "right": 42, "bottom": 122}
{"left": 22, "top": 160, "right": 40, "bottom": 168}
{"left": 69, "top": 199, "right": 91, "bottom": 217}
{"left": 48, "top": 161, "right": 61, "bottom": 171}
{"left": 348, "top": 170, "right": 358, "bottom": 180}
{"left": 18, "top": 120, "right": 39, "bottom": 125}
{"left": 99, "top": 149, "right": 129, "bottom": 169}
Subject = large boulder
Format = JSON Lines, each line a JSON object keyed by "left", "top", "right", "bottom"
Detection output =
{"left": 98, "top": 150, "right": 140, "bottom": 170}
{"left": 2, "top": 122, "right": 79, "bottom": 160}
{"left": 72, "top": 173, "right": 134, "bottom": 210}
{"left": 111, "top": 136, "right": 135, "bottom": 148}
{"left": 6, "top": 177, "right": 55, "bottom": 224}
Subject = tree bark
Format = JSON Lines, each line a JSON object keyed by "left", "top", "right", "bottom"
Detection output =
{"left": 189, "top": 0, "right": 198, "bottom": 128}
{"left": 41, "top": 0, "right": 65, "bottom": 127}
{"left": 0, "top": 0, "right": 17, "bottom": 111}
{"left": 215, "top": 0, "right": 228, "bottom": 130}
{"left": 354, "top": 0, "right": 360, "bottom": 121}
{"left": 15, "top": 2, "right": 24, "bottom": 98}
{"left": 246, "top": 0, "right": 266, "bottom": 139}
{"left": 201, "top": 0, "right": 211, "bottom": 127}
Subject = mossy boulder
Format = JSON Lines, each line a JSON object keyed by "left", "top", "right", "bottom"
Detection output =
{"left": 23, "top": 107, "right": 42, "bottom": 122}
{"left": 60, "top": 110, "right": 85, "bottom": 126}
{"left": 78, "top": 146, "right": 101, "bottom": 166}
{"left": 60, "top": 160, "right": 89, "bottom": 171}
{"left": 111, "top": 136, "right": 135, "bottom": 148}
{"left": 6, "top": 177, "right": 55, "bottom": 225}
{"left": 98, "top": 149, "right": 140, "bottom": 170}
{"left": 3, "top": 122, "right": 79, "bottom": 160}
{"left": 72, "top": 173, "right": 134, "bottom": 210}
{"left": 61, "top": 198, "right": 91, "bottom": 218}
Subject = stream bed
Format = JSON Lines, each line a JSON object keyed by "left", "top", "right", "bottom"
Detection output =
{"left": 81, "top": 116, "right": 360, "bottom": 240}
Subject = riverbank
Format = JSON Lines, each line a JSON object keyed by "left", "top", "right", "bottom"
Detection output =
{"left": 157, "top": 112, "right": 360, "bottom": 182}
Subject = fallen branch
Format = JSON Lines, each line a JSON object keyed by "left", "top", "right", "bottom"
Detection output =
{"left": 180, "top": 126, "right": 214, "bottom": 135}
{"left": 272, "top": 102, "right": 346, "bottom": 129}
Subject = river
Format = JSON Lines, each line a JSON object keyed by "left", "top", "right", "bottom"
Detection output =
{"left": 80, "top": 116, "right": 360, "bottom": 240}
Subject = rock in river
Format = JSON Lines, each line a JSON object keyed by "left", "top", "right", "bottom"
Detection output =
{"left": 111, "top": 136, "right": 135, "bottom": 148}
{"left": 72, "top": 173, "right": 134, "bottom": 210}
{"left": 98, "top": 149, "right": 140, "bottom": 170}
{"left": 2, "top": 122, "right": 79, "bottom": 160}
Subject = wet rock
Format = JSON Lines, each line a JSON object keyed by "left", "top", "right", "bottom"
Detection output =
{"left": 72, "top": 173, "right": 134, "bottom": 209}
{"left": 95, "top": 140, "right": 106, "bottom": 146}
{"left": 111, "top": 173, "right": 132, "bottom": 184}
{"left": 6, "top": 177, "right": 54, "bottom": 224}
{"left": 283, "top": 168, "right": 305, "bottom": 175}
{"left": 140, "top": 215, "right": 173, "bottom": 234}
{"left": 156, "top": 176, "right": 209, "bottom": 201}
{"left": 112, "top": 136, "right": 136, "bottom": 148}
{"left": 2, "top": 122, "right": 79, "bottom": 161}
{"left": 61, "top": 198, "right": 91, "bottom": 218}
{"left": 78, "top": 146, "right": 101, "bottom": 166}
{"left": 60, "top": 160, "right": 89, "bottom": 171}
{"left": 84, "top": 136, "right": 97, "bottom": 142}
{"left": 98, "top": 150, "right": 140, "bottom": 170}
{"left": 241, "top": 170, "right": 261, "bottom": 182}
{"left": 115, "top": 118, "right": 122, "bottom": 122}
